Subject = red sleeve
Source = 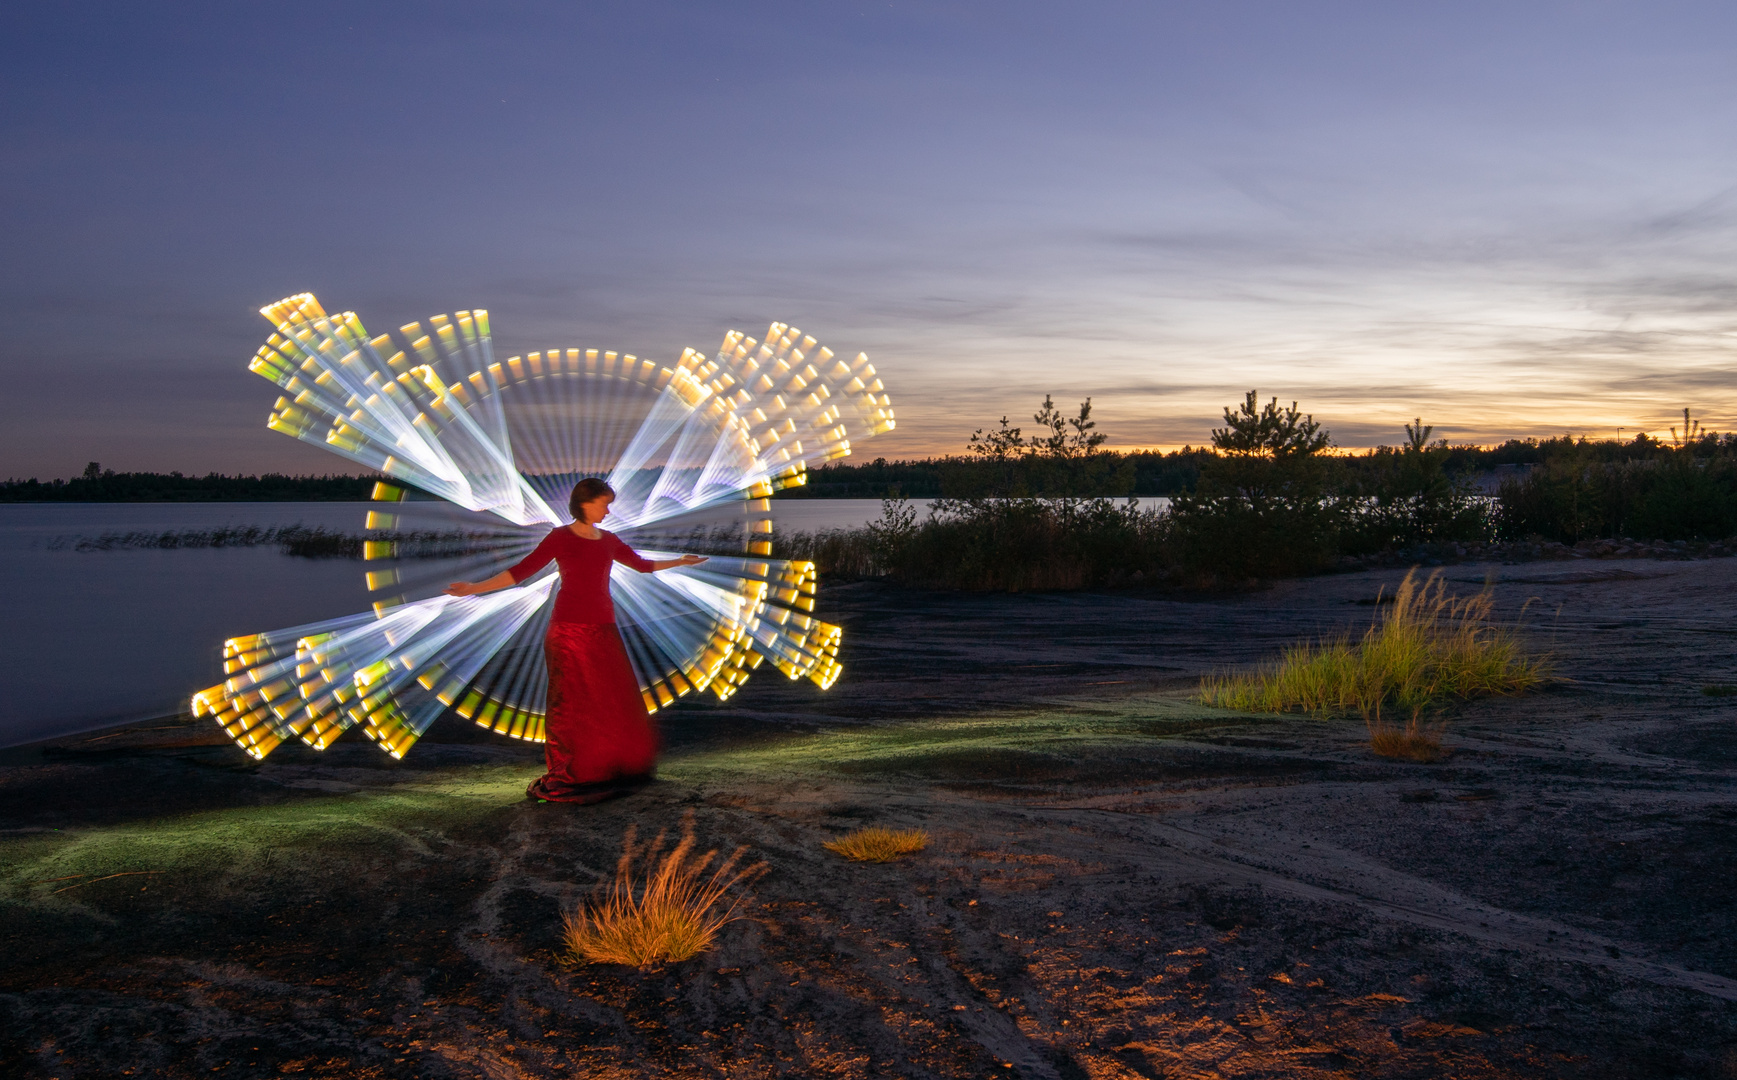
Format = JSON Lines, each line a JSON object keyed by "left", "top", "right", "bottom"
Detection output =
{"left": 609, "top": 532, "right": 657, "bottom": 573}
{"left": 506, "top": 529, "right": 562, "bottom": 583}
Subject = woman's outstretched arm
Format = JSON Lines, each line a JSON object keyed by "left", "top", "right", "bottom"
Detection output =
{"left": 445, "top": 570, "right": 517, "bottom": 597}
{"left": 612, "top": 536, "right": 706, "bottom": 574}
{"left": 648, "top": 554, "right": 707, "bottom": 571}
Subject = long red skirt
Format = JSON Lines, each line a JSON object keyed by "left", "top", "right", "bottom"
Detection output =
{"left": 526, "top": 621, "right": 660, "bottom": 803}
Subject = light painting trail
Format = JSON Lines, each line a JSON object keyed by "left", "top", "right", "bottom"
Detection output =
{"left": 192, "top": 294, "right": 895, "bottom": 760}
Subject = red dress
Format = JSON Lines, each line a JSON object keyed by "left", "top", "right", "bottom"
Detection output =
{"left": 506, "top": 527, "right": 660, "bottom": 803}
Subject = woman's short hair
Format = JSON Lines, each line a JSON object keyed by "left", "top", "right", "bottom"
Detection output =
{"left": 568, "top": 477, "right": 615, "bottom": 518}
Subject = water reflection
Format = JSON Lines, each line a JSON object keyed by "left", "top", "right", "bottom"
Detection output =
{"left": 0, "top": 499, "right": 931, "bottom": 748}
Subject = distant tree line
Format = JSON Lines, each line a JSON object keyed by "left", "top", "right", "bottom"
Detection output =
{"left": 0, "top": 463, "right": 385, "bottom": 502}
{"left": 786, "top": 450, "right": 1214, "bottom": 499}
{"left": 777, "top": 396, "right": 1737, "bottom": 589}
{"left": 789, "top": 424, "right": 1737, "bottom": 502}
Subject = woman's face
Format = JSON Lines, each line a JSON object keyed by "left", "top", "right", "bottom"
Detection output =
{"left": 578, "top": 494, "right": 613, "bottom": 524}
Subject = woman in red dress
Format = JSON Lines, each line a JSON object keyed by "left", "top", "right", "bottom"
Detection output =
{"left": 446, "top": 478, "right": 705, "bottom": 804}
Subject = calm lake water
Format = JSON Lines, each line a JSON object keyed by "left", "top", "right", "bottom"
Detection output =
{"left": 0, "top": 499, "right": 930, "bottom": 748}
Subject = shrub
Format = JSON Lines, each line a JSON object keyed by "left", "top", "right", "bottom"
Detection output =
{"left": 1341, "top": 419, "right": 1493, "bottom": 552}
{"left": 1620, "top": 456, "right": 1737, "bottom": 540}
{"left": 775, "top": 495, "right": 1172, "bottom": 590}
{"left": 831, "top": 393, "right": 1158, "bottom": 590}
{"left": 884, "top": 497, "right": 1169, "bottom": 591}
{"left": 1165, "top": 392, "right": 1341, "bottom": 579}
{"left": 561, "top": 815, "right": 765, "bottom": 968}
{"left": 1199, "top": 568, "right": 1547, "bottom": 721}
{"left": 1495, "top": 451, "right": 1737, "bottom": 543}
{"left": 824, "top": 827, "right": 930, "bottom": 862}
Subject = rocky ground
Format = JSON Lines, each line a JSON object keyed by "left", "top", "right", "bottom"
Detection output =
{"left": 3, "top": 560, "right": 1736, "bottom": 1078}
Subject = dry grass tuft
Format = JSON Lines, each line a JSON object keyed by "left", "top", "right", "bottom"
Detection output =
{"left": 1368, "top": 718, "right": 1447, "bottom": 762}
{"left": 823, "top": 826, "right": 930, "bottom": 863}
{"left": 561, "top": 813, "right": 765, "bottom": 968}
{"left": 1200, "top": 568, "right": 1548, "bottom": 727}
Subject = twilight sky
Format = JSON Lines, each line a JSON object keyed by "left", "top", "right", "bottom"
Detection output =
{"left": 4, "top": 0, "right": 1737, "bottom": 479}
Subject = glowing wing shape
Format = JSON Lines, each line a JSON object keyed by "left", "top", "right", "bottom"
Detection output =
{"left": 249, "top": 294, "right": 558, "bottom": 527}
{"left": 194, "top": 295, "right": 893, "bottom": 760}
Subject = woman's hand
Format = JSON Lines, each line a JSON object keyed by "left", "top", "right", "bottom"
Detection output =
{"left": 649, "top": 554, "right": 709, "bottom": 571}
{"left": 446, "top": 571, "right": 517, "bottom": 597}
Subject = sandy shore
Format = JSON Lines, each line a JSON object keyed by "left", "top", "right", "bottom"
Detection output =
{"left": 3, "top": 561, "right": 1735, "bottom": 1078}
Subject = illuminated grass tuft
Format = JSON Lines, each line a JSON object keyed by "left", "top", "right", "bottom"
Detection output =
{"left": 823, "top": 826, "right": 930, "bottom": 862}
{"left": 1368, "top": 718, "right": 1447, "bottom": 762}
{"left": 1199, "top": 568, "right": 1547, "bottom": 722}
{"left": 562, "top": 813, "right": 765, "bottom": 969}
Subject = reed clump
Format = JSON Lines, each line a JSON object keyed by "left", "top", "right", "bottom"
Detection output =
{"left": 772, "top": 498, "right": 1171, "bottom": 590}
{"left": 774, "top": 528, "right": 884, "bottom": 579}
{"left": 561, "top": 814, "right": 765, "bottom": 968}
{"left": 1368, "top": 719, "right": 1447, "bottom": 762}
{"left": 52, "top": 524, "right": 497, "bottom": 560}
{"left": 1199, "top": 568, "right": 1547, "bottom": 723}
{"left": 823, "top": 826, "right": 930, "bottom": 863}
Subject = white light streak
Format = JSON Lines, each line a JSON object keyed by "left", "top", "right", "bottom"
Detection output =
{"left": 197, "top": 295, "right": 892, "bottom": 759}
